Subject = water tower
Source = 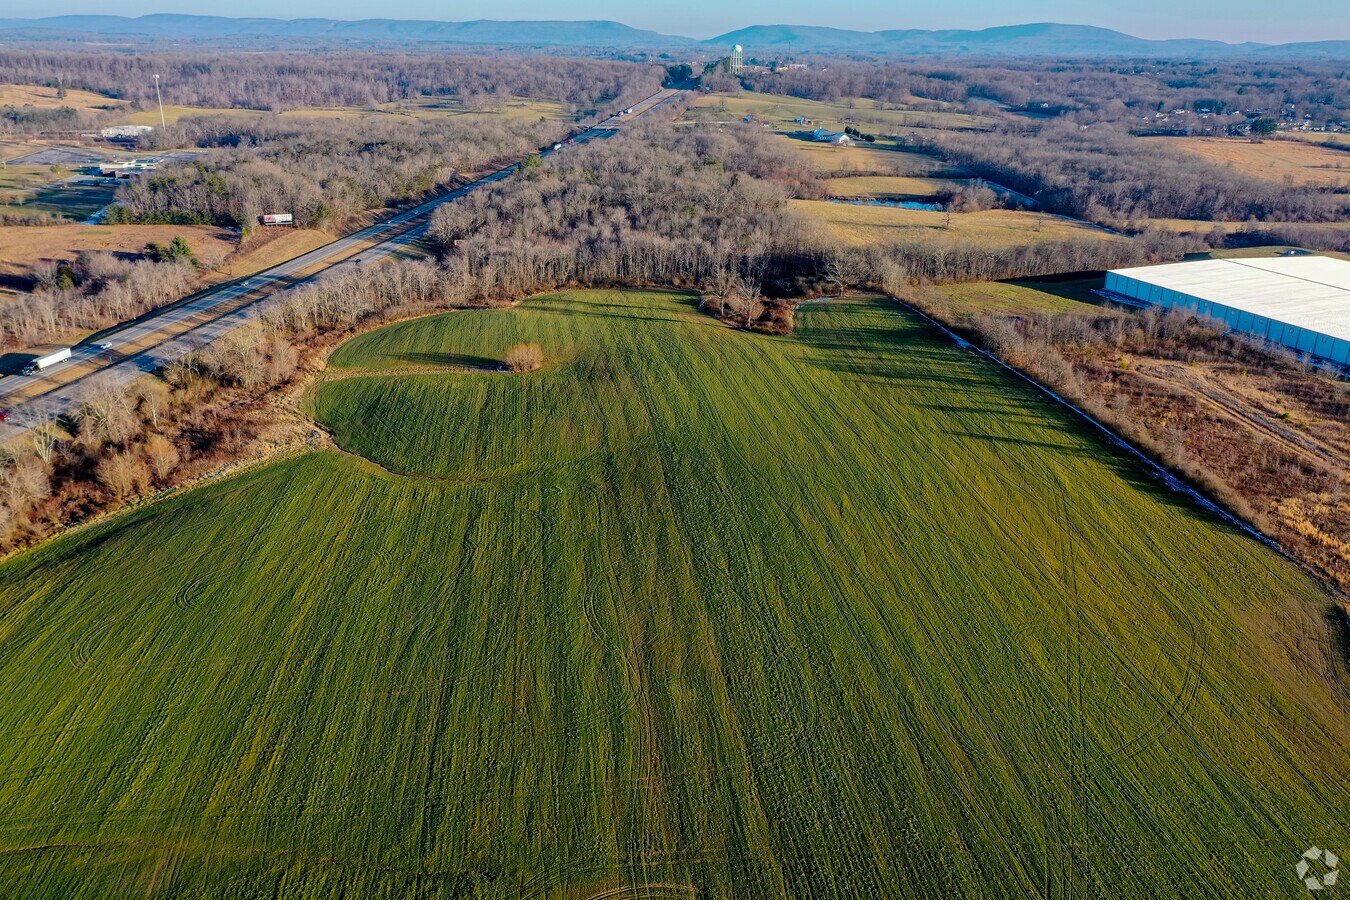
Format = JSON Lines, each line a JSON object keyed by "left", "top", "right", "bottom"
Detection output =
{"left": 728, "top": 44, "right": 745, "bottom": 75}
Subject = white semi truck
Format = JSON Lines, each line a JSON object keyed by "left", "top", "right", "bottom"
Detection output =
{"left": 22, "top": 347, "right": 72, "bottom": 375}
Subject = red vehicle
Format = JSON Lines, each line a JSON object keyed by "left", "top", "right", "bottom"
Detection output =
{"left": 566, "top": 138, "right": 575, "bottom": 144}
{"left": 0, "top": 411, "right": 9, "bottom": 422}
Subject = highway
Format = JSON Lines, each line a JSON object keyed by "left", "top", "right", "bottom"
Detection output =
{"left": 0, "top": 87, "right": 685, "bottom": 441}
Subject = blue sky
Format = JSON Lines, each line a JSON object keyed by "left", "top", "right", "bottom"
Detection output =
{"left": 11, "top": 0, "right": 1349, "bottom": 44}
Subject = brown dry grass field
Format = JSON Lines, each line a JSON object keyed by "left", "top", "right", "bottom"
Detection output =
{"left": 0, "top": 83, "right": 127, "bottom": 112}
{"left": 686, "top": 91, "right": 994, "bottom": 133}
{"left": 1285, "top": 132, "right": 1350, "bottom": 150}
{"left": 1147, "top": 136, "right": 1350, "bottom": 187}
{"left": 791, "top": 199, "right": 1123, "bottom": 248}
{"left": 0, "top": 224, "right": 236, "bottom": 280}
{"left": 789, "top": 140, "right": 963, "bottom": 177}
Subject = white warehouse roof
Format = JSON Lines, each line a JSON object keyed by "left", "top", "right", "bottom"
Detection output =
{"left": 1108, "top": 256, "right": 1350, "bottom": 343}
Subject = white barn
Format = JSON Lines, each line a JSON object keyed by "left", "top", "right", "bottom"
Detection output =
{"left": 1104, "top": 256, "right": 1350, "bottom": 364}
{"left": 811, "top": 128, "right": 854, "bottom": 145}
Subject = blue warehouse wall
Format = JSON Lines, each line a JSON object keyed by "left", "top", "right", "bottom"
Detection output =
{"left": 1108, "top": 272, "right": 1344, "bottom": 364}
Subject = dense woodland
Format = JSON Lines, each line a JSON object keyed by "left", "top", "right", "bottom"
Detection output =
{"left": 0, "top": 50, "right": 664, "bottom": 121}
{"left": 743, "top": 58, "right": 1350, "bottom": 128}
{"left": 107, "top": 115, "right": 553, "bottom": 229}
{"left": 426, "top": 120, "right": 1199, "bottom": 308}
{"left": 937, "top": 122, "right": 1350, "bottom": 225}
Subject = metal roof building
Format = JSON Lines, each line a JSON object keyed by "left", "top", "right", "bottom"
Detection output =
{"left": 1105, "top": 256, "right": 1350, "bottom": 364}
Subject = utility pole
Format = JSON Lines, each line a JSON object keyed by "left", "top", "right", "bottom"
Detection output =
{"left": 153, "top": 74, "right": 166, "bottom": 130}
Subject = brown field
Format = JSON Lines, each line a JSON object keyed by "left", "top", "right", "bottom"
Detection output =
{"left": 686, "top": 91, "right": 994, "bottom": 133}
{"left": 790, "top": 140, "right": 964, "bottom": 177}
{"left": 0, "top": 83, "right": 127, "bottom": 112}
{"left": 0, "top": 224, "right": 237, "bottom": 279}
{"left": 824, "top": 174, "right": 970, "bottom": 197}
{"left": 792, "top": 199, "right": 1123, "bottom": 248}
{"left": 1147, "top": 136, "right": 1350, "bottom": 187}
{"left": 1284, "top": 132, "right": 1350, "bottom": 150}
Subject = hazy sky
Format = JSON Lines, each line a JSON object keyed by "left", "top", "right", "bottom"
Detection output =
{"left": 13, "top": 0, "right": 1350, "bottom": 44}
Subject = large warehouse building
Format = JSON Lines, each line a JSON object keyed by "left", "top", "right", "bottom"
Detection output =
{"left": 1105, "top": 256, "right": 1350, "bottom": 365}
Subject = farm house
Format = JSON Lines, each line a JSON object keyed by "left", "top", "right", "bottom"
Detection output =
{"left": 1105, "top": 256, "right": 1350, "bottom": 364}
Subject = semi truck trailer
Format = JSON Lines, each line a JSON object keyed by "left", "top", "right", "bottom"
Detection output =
{"left": 22, "top": 347, "right": 72, "bottom": 375}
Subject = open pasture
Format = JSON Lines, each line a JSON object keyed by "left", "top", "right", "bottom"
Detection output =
{"left": 1147, "top": 136, "right": 1350, "bottom": 187}
{"left": 787, "top": 140, "right": 961, "bottom": 177}
{"left": 685, "top": 91, "right": 993, "bottom": 133}
{"left": 791, "top": 198, "right": 1122, "bottom": 247}
{"left": 0, "top": 82, "right": 127, "bottom": 112}
{"left": 0, "top": 224, "right": 235, "bottom": 280}
{"left": 0, "top": 289, "right": 1346, "bottom": 897}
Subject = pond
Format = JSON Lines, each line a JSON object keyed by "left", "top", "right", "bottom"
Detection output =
{"left": 828, "top": 198, "right": 944, "bottom": 211}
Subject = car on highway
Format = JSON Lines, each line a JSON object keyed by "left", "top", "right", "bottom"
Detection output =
{"left": 0, "top": 410, "right": 9, "bottom": 422}
{"left": 553, "top": 143, "right": 562, "bottom": 151}
{"left": 566, "top": 138, "right": 574, "bottom": 144}
{"left": 94, "top": 342, "right": 113, "bottom": 352}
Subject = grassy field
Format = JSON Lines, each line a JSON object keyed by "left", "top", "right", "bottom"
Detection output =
{"left": 1285, "top": 132, "right": 1350, "bottom": 150}
{"left": 787, "top": 141, "right": 961, "bottom": 177}
{"left": 0, "top": 224, "right": 236, "bottom": 279}
{"left": 1146, "top": 136, "right": 1350, "bottom": 187}
{"left": 0, "top": 289, "right": 1346, "bottom": 897}
{"left": 791, "top": 198, "right": 1123, "bottom": 247}
{"left": 685, "top": 91, "right": 993, "bottom": 133}
{"left": 936, "top": 278, "right": 1122, "bottom": 316}
{"left": 0, "top": 83, "right": 127, "bottom": 112}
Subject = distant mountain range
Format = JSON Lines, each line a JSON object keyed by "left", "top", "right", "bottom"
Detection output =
{"left": 1, "top": 15, "right": 1347, "bottom": 59}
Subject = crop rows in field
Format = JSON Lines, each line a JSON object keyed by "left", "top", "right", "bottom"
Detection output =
{"left": 0, "top": 290, "right": 1345, "bottom": 898}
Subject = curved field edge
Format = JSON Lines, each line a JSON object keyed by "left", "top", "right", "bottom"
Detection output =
{"left": 0, "top": 289, "right": 1345, "bottom": 898}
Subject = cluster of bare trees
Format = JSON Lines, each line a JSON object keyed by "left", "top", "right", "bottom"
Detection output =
{"left": 421, "top": 121, "right": 1200, "bottom": 307}
{"left": 1, "top": 251, "right": 204, "bottom": 349}
{"left": 740, "top": 58, "right": 1350, "bottom": 130}
{"left": 940, "top": 121, "right": 1350, "bottom": 225}
{"left": 108, "top": 114, "right": 559, "bottom": 229}
{"left": 0, "top": 50, "right": 664, "bottom": 117}
{"left": 426, "top": 122, "right": 823, "bottom": 296}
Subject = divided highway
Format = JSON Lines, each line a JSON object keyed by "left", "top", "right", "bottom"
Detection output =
{"left": 0, "top": 87, "right": 686, "bottom": 441}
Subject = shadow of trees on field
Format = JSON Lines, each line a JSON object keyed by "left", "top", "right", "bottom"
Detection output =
{"left": 797, "top": 305, "right": 1267, "bottom": 539}
{"left": 395, "top": 351, "right": 501, "bottom": 371}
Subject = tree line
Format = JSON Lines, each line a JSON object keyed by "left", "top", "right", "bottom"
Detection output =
{"left": 0, "top": 50, "right": 664, "bottom": 120}
{"left": 938, "top": 121, "right": 1350, "bottom": 225}
{"left": 106, "top": 114, "right": 555, "bottom": 230}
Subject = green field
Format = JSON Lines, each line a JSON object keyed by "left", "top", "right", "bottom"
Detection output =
{"left": 0, "top": 171, "right": 115, "bottom": 220}
{"left": 0, "top": 289, "right": 1347, "bottom": 897}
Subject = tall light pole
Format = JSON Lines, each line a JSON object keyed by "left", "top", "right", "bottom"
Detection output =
{"left": 153, "top": 74, "right": 166, "bottom": 130}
